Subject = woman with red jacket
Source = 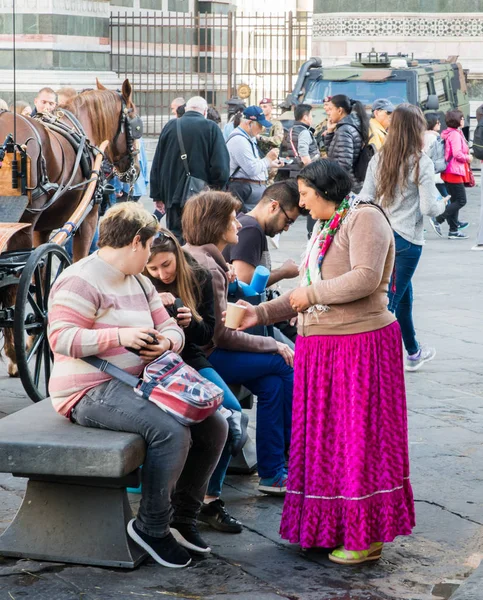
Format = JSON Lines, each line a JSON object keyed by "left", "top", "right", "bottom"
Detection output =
{"left": 431, "top": 110, "right": 471, "bottom": 239}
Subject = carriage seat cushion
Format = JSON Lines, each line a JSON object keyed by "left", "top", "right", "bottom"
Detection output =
{"left": 0, "top": 400, "right": 146, "bottom": 479}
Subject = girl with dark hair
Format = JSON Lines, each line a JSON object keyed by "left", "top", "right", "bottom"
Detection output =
{"left": 145, "top": 229, "right": 245, "bottom": 534}
{"left": 182, "top": 191, "right": 294, "bottom": 496}
{"left": 424, "top": 112, "right": 448, "bottom": 199}
{"left": 324, "top": 94, "right": 369, "bottom": 192}
{"left": 431, "top": 109, "right": 471, "bottom": 239}
{"left": 234, "top": 159, "right": 415, "bottom": 564}
{"left": 362, "top": 103, "right": 446, "bottom": 371}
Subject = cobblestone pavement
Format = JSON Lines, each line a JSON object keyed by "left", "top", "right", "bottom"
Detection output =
{"left": 0, "top": 189, "right": 482, "bottom": 599}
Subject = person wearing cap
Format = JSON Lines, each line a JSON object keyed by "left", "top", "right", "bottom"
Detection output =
{"left": 369, "top": 98, "right": 395, "bottom": 151}
{"left": 257, "top": 98, "right": 284, "bottom": 157}
{"left": 226, "top": 106, "right": 283, "bottom": 211}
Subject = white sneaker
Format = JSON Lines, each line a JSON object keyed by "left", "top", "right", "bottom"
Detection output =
{"left": 471, "top": 244, "right": 483, "bottom": 251}
{"left": 405, "top": 345, "right": 436, "bottom": 372}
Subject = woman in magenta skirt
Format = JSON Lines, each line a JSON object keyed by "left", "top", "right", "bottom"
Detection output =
{"left": 236, "top": 159, "right": 415, "bottom": 565}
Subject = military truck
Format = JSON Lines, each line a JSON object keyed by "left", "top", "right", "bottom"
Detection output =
{"left": 280, "top": 51, "right": 470, "bottom": 137}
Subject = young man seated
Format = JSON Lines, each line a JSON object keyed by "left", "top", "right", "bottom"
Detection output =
{"left": 223, "top": 180, "right": 306, "bottom": 343}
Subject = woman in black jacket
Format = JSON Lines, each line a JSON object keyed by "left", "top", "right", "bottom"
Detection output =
{"left": 324, "top": 94, "right": 369, "bottom": 192}
{"left": 145, "top": 229, "right": 246, "bottom": 534}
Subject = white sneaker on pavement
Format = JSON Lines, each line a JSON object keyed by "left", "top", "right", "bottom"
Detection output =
{"left": 471, "top": 244, "right": 483, "bottom": 251}
{"left": 405, "top": 345, "right": 436, "bottom": 372}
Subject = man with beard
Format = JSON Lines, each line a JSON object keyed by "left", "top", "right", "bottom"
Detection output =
{"left": 223, "top": 179, "right": 304, "bottom": 289}
{"left": 223, "top": 180, "right": 305, "bottom": 344}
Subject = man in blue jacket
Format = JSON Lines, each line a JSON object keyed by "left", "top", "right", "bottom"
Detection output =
{"left": 150, "top": 96, "right": 230, "bottom": 241}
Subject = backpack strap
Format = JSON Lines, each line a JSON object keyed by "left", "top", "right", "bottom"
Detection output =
{"left": 176, "top": 119, "right": 190, "bottom": 176}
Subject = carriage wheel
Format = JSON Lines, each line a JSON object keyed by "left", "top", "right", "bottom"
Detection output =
{"left": 14, "top": 244, "right": 71, "bottom": 403}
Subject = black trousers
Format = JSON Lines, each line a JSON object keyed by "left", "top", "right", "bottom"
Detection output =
{"left": 166, "top": 204, "right": 184, "bottom": 244}
{"left": 436, "top": 182, "right": 467, "bottom": 232}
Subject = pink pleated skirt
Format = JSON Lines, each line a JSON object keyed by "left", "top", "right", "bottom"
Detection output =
{"left": 280, "top": 321, "right": 415, "bottom": 551}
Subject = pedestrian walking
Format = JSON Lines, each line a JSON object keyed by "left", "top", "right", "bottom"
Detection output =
{"left": 235, "top": 159, "right": 415, "bottom": 564}
{"left": 431, "top": 110, "right": 471, "bottom": 240}
{"left": 424, "top": 113, "right": 453, "bottom": 237}
{"left": 368, "top": 98, "right": 394, "bottom": 150}
{"left": 150, "top": 96, "right": 230, "bottom": 242}
{"left": 361, "top": 103, "right": 446, "bottom": 371}
{"left": 170, "top": 97, "right": 185, "bottom": 117}
{"left": 324, "top": 94, "right": 369, "bottom": 192}
{"left": 226, "top": 106, "right": 283, "bottom": 211}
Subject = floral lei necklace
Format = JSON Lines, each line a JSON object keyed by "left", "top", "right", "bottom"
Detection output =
{"left": 303, "top": 195, "right": 351, "bottom": 287}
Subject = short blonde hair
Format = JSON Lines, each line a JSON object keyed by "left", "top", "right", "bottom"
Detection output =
{"left": 0, "top": 99, "right": 8, "bottom": 111}
{"left": 98, "top": 202, "right": 159, "bottom": 248}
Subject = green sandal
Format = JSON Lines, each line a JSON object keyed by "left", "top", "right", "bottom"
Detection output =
{"left": 328, "top": 542, "right": 383, "bottom": 565}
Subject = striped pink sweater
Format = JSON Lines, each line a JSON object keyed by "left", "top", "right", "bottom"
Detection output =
{"left": 48, "top": 253, "right": 185, "bottom": 417}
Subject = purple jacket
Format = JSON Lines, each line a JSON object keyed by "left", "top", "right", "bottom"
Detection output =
{"left": 441, "top": 128, "right": 470, "bottom": 177}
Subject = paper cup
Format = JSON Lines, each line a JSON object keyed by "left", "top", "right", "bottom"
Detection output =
{"left": 225, "top": 302, "right": 247, "bottom": 329}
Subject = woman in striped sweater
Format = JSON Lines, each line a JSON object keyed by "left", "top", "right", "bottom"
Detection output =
{"left": 47, "top": 202, "right": 227, "bottom": 569}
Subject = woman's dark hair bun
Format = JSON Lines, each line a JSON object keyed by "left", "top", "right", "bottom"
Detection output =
{"left": 297, "top": 159, "right": 352, "bottom": 205}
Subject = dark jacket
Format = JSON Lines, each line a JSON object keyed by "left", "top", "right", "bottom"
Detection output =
{"left": 150, "top": 253, "right": 215, "bottom": 371}
{"left": 325, "top": 113, "right": 364, "bottom": 192}
{"left": 150, "top": 111, "right": 230, "bottom": 208}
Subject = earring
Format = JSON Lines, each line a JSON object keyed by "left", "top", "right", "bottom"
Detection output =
{"left": 132, "top": 248, "right": 137, "bottom": 252}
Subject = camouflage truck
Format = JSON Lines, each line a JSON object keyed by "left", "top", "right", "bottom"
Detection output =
{"left": 280, "top": 51, "right": 470, "bottom": 139}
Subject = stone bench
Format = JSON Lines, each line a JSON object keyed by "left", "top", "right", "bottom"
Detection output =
{"left": 0, "top": 400, "right": 147, "bottom": 568}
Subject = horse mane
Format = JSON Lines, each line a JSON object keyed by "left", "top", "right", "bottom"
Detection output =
{"left": 66, "top": 90, "right": 120, "bottom": 157}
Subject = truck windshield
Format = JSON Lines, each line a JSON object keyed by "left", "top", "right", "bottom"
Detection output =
{"left": 304, "top": 79, "right": 408, "bottom": 106}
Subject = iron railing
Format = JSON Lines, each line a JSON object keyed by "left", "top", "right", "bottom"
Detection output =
{"left": 110, "top": 11, "right": 312, "bottom": 136}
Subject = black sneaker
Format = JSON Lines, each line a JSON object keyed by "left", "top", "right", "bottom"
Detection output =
{"left": 448, "top": 230, "right": 469, "bottom": 240}
{"left": 458, "top": 221, "right": 469, "bottom": 230}
{"left": 127, "top": 519, "right": 191, "bottom": 568}
{"left": 170, "top": 522, "right": 211, "bottom": 554}
{"left": 198, "top": 499, "right": 243, "bottom": 533}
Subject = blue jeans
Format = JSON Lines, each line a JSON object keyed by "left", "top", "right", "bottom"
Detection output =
{"left": 65, "top": 227, "right": 99, "bottom": 259}
{"left": 199, "top": 367, "right": 242, "bottom": 498}
{"left": 208, "top": 349, "right": 293, "bottom": 479}
{"left": 388, "top": 232, "right": 423, "bottom": 356}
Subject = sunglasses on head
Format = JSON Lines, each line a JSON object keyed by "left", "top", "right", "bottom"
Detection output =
{"left": 134, "top": 216, "right": 159, "bottom": 239}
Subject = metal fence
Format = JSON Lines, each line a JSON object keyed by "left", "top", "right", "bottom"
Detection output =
{"left": 110, "top": 11, "right": 312, "bottom": 136}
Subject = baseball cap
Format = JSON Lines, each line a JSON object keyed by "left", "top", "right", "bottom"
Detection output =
{"left": 243, "top": 105, "right": 272, "bottom": 128}
{"left": 259, "top": 97, "right": 273, "bottom": 105}
{"left": 372, "top": 98, "right": 395, "bottom": 113}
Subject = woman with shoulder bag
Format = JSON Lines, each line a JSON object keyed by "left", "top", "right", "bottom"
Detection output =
{"left": 48, "top": 202, "right": 227, "bottom": 568}
{"left": 324, "top": 94, "right": 369, "bottom": 192}
{"left": 233, "top": 159, "right": 415, "bottom": 565}
{"left": 431, "top": 110, "right": 471, "bottom": 239}
{"left": 144, "top": 229, "right": 246, "bottom": 534}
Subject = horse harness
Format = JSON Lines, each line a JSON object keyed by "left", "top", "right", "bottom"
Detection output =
{"left": 25, "top": 93, "right": 142, "bottom": 213}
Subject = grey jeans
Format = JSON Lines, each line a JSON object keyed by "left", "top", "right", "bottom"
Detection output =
{"left": 71, "top": 379, "right": 227, "bottom": 538}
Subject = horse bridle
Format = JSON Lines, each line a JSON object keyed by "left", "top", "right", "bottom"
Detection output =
{"left": 111, "top": 95, "right": 143, "bottom": 192}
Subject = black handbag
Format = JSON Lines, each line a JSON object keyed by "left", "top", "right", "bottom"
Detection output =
{"left": 174, "top": 119, "right": 209, "bottom": 207}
